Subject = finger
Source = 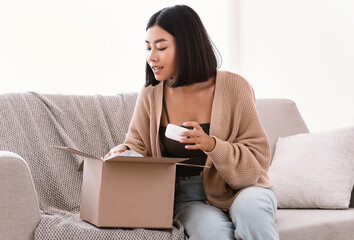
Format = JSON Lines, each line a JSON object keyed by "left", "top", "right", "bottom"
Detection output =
{"left": 184, "top": 144, "right": 194, "bottom": 149}
{"left": 181, "top": 127, "right": 206, "bottom": 138}
{"left": 180, "top": 137, "right": 197, "bottom": 144}
{"left": 182, "top": 121, "right": 202, "bottom": 130}
{"left": 184, "top": 143, "right": 201, "bottom": 150}
{"left": 180, "top": 130, "right": 199, "bottom": 138}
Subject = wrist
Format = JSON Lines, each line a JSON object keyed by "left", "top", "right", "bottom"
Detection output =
{"left": 206, "top": 136, "right": 216, "bottom": 152}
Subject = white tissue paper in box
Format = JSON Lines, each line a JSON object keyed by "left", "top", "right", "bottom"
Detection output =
{"left": 104, "top": 150, "right": 143, "bottom": 160}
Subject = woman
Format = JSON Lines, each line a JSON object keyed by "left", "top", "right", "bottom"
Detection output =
{"left": 105, "top": 5, "right": 279, "bottom": 240}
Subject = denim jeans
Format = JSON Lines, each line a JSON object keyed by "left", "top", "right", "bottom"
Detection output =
{"left": 173, "top": 176, "right": 279, "bottom": 240}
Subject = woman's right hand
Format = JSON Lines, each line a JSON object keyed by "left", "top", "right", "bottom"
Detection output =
{"left": 104, "top": 144, "right": 128, "bottom": 159}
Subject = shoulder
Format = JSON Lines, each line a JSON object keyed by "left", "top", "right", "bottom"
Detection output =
{"left": 139, "top": 84, "right": 155, "bottom": 97}
{"left": 135, "top": 82, "right": 163, "bottom": 110}
{"left": 137, "top": 83, "right": 158, "bottom": 101}
{"left": 216, "top": 70, "right": 254, "bottom": 97}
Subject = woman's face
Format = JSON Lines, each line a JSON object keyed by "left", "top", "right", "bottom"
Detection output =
{"left": 146, "top": 25, "right": 177, "bottom": 81}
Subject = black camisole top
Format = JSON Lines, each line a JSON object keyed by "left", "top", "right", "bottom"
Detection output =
{"left": 159, "top": 97, "right": 209, "bottom": 176}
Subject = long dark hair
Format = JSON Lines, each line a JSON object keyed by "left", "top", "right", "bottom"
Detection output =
{"left": 145, "top": 5, "right": 221, "bottom": 88}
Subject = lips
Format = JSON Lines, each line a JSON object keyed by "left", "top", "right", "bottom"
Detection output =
{"left": 151, "top": 66, "right": 163, "bottom": 74}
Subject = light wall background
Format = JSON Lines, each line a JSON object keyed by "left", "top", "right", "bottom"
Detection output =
{"left": 235, "top": 0, "right": 354, "bottom": 132}
{"left": 0, "top": 0, "right": 353, "bottom": 132}
{"left": 0, "top": 0, "right": 231, "bottom": 94}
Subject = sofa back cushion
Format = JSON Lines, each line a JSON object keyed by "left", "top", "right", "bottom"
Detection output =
{"left": 1, "top": 93, "right": 351, "bottom": 212}
{"left": 256, "top": 99, "right": 309, "bottom": 160}
{"left": 0, "top": 92, "right": 138, "bottom": 214}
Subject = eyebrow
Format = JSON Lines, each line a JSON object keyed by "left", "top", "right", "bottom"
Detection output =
{"left": 145, "top": 38, "right": 168, "bottom": 44}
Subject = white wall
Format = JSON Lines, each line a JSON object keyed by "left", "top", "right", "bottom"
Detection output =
{"left": 236, "top": 0, "right": 354, "bottom": 132}
{"left": 1, "top": 0, "right": 353, "bottom": 132}
{"left": 0, "top": 0, "right": 230, "bottom": 94}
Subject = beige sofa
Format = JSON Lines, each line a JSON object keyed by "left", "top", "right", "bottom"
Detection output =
{"left": 0, "top": 92, "right": 353, "bottom": 240}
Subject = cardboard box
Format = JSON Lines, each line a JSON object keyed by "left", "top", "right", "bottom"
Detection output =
{"left": 53, "top": 146, "right": 188, "bottom": 229}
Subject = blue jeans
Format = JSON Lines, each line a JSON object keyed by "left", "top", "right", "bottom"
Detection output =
{"left": 174, "top": 176, "right": 279, "bottom": 240}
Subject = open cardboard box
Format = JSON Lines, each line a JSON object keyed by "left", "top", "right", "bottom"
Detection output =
{"left": 53, "top": 146, "right": 204, "bottom": 229}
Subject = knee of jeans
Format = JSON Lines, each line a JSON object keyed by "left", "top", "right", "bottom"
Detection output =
{"left": 231, "top": 188, "right": 276, "bottom": 222}
{"left": 189, "top": 218, "right": 234, "bottom": 240}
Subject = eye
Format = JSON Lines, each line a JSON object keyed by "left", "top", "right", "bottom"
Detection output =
{"left": 158, "top": 47, "right": 167, "bottom": 51}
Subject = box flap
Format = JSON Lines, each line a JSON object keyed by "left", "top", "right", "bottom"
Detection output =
{"left": 52, "top": 146, "right": 101, "bottom": 172}
{"left": 80, "top": 157, "right": 103, "bottom": 224}
{"left": 78, "top": 161, "right": 84, "bottom": 172}
{"left": 52, "top": 146, "right": 210, "bottom": 168}
{"left": 176, "top": 162, "right": 211, "bottom": 168}
{"left": 106, "top": 156, "right": 188, "bottom": 164}
{"left": 52, "top": 146, "right": 101, "bottom": 160}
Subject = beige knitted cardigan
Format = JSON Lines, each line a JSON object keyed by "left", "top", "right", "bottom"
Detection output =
{"left": 124, "top": 70, "right": 272, "bottom": 210}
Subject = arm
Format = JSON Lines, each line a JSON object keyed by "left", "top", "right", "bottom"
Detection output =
{"left": 0, "top": 151, "right": 41, "bottom": 240}
{"left": 105, "top": 87, "right": 152, "bottom": 158}
{"left": 123, "top": 87, "right": 151, "bottom": 156}
{"left": 206, "top": 83, "right": 271, "bottom": 189}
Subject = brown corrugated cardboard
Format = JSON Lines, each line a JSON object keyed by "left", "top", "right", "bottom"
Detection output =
{"left": 53, "top": 146, "right": 189, "bottom": 229}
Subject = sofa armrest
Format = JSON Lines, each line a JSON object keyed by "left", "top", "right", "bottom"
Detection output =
{"left": 0, "top": 151, "right": 41, "bottom": 240}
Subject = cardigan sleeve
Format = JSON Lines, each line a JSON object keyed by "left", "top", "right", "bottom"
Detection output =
{"left": 123, "top": 87, "right": 151, "bottom": 157}
{"left": 205, "top": 81, "right": 271, "bottom": 190}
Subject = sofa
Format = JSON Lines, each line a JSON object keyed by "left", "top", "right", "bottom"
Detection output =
{"left": 0, "top": 92, "right": 353, "bottom": 240}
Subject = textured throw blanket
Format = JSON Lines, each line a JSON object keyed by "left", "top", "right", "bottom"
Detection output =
{"left": 0, "top": 92, "right": 184, "bottom": 239}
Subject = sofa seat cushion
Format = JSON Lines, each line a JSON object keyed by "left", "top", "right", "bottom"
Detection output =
{"left": 277, "top": 209, "right": 354, "bottom": 240}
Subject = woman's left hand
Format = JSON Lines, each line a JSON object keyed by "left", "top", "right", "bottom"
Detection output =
{"left": 179, "top": 121, "right": 216, "bottom": 152}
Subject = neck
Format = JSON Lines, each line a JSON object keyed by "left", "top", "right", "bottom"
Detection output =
{"left": 166, "top": 76, "right": 216, "bottom": 94}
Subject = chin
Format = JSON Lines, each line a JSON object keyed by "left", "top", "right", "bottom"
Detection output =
{"left": 154, "top": 75, "right": 167, "bottom": 82}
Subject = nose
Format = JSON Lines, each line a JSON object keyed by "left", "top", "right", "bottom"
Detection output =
{"left": 147, "top": 48, "right": 158, "bottom": 65}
